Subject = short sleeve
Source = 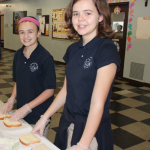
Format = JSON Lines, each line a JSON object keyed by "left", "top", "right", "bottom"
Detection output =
{"left": 63, "top": 45, "right": 72, "bottom": 64}
{"left": 95, "top": 42, "right": 121, "bottom": 72}
{"left": 63, "top": 43, "right": 76, "bottom": 64}
{"left": 42, "top": 55, "right": 56, "bottom": 89}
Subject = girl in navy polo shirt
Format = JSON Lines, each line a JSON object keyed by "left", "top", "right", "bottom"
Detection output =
{"left": 1, "top": 16, "right": 56, "bottom": 137}
{"left": 33, "top": 0, "right": 120, "bottom": 149}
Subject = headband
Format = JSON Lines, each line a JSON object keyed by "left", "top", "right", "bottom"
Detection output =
{"left": 18, "top": 17, "right": 40, "bottom": 28}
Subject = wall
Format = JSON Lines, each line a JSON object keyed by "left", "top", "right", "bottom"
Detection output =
{"left": 0, "top": 0, "right": 72, "bottom": 62}
{"left": 0, "top": 0, "right": 150, "bottom": 83}
{"left": 108, "top": 0, "right": 150, "bottom": 84}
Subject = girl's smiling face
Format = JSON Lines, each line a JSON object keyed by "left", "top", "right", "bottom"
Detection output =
{"left": 18, "top": 21, "right": 40, "bottom": 48}
{"left": 72, "top": 0, "right": 103, "bottom": 41}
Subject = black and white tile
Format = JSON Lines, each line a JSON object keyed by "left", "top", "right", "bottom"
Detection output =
{"left": 0, "top": 48, "right": 150, "bottom": 150}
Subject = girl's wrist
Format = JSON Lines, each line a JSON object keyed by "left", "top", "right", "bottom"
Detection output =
{"left": 8, "top": 97, "right": 16, "bottom": 103}
{"left": 26, "top": 104, "right": 32, "bottom": 112}
{"left": 43, "top": 113, "right": 50, "bottom": 121}
{"left": 78, "top": 140, "right": 89, "bottom": 150}
{"left": 77, "top": 142, "right": 88, "bottom": 150}
{"left": 41, "top": 115, "right": 50, "bottom": 124}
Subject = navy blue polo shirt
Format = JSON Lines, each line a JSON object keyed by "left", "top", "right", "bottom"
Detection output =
{"left": 13, "top": 42, "right": 56, "bottom": 124}
{"left": 63, "top": 37, "right": 121, "bottom": 116}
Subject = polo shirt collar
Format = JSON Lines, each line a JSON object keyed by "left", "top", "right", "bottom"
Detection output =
{"left": 21, "top": 42, "right": 41, "bottom": 58}
{"left": 78, "top": 36, "right": 101, "bottom": 49}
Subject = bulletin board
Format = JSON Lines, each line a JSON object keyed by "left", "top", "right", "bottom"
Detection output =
{"left": 52, "top": 8, "right": 68, "bottom": 39}
{"left": 13, "top": 11, "right": 27, "bottom": 34}
{"left": 136, "top": 17, "right": 150, "bottom": 40}
{"left": 36, "top": 15, "right": 49, "bottom": 36}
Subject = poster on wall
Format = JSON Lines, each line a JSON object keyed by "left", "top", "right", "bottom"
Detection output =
{"left": 36, "top": 9, "right": 42, "bottom": 16}
{"left": 35, "top": 15, "right": 49, "bottom": 36}
{"left": 13, "top": 11, "right": 27, "bottom": 34}
{"left": 136, "top": 17, "right": 150, "bottom": 40}
{"left": 52, "top": 8, "right": 68, "bottom": 39}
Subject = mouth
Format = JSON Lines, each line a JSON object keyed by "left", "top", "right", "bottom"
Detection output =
{"left": 23, "top": 39, "right": 31, "bottom": 42}
{"left": 78, "top": 25, "right": 87, "bottom": 29}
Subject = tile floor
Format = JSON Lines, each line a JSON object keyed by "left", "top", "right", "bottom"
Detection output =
{"left": 0, "top": 48, "right": 150, "bottom": 150}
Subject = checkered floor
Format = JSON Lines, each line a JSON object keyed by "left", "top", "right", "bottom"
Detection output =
{"left": 0, "top": 48, "right": 150, "bottom": 150}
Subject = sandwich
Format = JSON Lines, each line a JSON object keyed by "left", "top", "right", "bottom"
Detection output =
{"left": 19, "top": 133, "right": 40, "bottom": 146}
{"left": 31, "top": 144, "right": 52, "bottom": 150}
{"left": 0, "top": 113, "right": 11, "bottom": 120}
{"left": 3, "top": 118, "right": 22, "bottom": 127}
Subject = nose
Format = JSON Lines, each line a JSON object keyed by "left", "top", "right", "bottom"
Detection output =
{"left": 78, "top": 14, "right": 84, "bottom": 22}
{"left": 24, "top": 32, "right": 29, "bottom": 38}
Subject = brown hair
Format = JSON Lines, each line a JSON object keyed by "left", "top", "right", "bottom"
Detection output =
{"left": 64, "top": 0, "right": 114, "bottom": 40}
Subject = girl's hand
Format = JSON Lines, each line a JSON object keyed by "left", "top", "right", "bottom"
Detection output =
{"left": 10, "top": 104, "right": 32, "bottom": 122}
{"left": 32, "top": 115, "right": 50, "bottom": 136}
{"left": 1, "top": 97, "right": 16, "bottom": 114}
{"left": 67, "top": 143, "right": 89, "bottom": 150}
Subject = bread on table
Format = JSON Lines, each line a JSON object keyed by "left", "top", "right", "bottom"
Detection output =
{"left": 0, "top": 113, "right": 11, "bottom": 120}
{"left": 3, "top": 118, "right": 22, "bottom": 127}
{"left": 31, "top": 144, "right": 52, "bottom": 150}
{"left": 19, "top": 133, "right": 41, "bottom": 146}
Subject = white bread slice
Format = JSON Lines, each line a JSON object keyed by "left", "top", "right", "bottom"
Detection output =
{"left": 0, "top": 113, "right": 11, "bottom": 120}
{"left": 3, "top": 118, "right": 22, "bottom": 127}
{"left": 19, "top": 133, "right": 40, "bottom": 146}
{"left": 31, "top": 144, "right": 52, "bottom": 150}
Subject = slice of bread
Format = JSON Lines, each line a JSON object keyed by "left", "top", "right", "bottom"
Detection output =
{"left": 19, "top": 133, "right": 40, "bottom": 146}
{"left": 0, "top": 113, "right": 11, "bottom": 120}
{"left": 31, "top": 144, "right": 52, "bottom": 150}
{"left": 3, "top": 118, "right": 22, "bottom": 127}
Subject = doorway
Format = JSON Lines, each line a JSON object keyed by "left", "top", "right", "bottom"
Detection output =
{"left": 0, "top": 15, "right": 4, "bottom": 47}
{"left": 109, "top": 2, "right": 129, "bottom": 79}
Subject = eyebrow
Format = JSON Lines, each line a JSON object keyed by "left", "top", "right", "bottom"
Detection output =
{"left": 73, "top": 9, "right": 93, "bottom": 12}
{"left": 19, "top": 29, "right": 34, "bottom": 32}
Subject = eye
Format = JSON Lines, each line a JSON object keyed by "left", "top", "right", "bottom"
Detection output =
{"left": 28, "top": 31, "right": 33, "bottom": 33}
{"left": 73, "top": 13, "right": 78, "bottom": 16}
{"left": 19, "top": 32, "right": 24, "bottom": 34}
{"left": 86, "top": 12, "right": 91, "bottom": 15}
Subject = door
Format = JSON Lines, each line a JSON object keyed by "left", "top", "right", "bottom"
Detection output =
{"left": 109, "top": 2, "right": 129, "bottom": 79}
{"left": 0, "top": 15, "right": 4, "bottom": 47}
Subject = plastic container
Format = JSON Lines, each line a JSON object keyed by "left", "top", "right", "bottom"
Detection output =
{"left": 0, "top": 137, "right": 19, "bottom": 150}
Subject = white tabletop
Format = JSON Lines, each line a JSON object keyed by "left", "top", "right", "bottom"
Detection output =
{"left": 0, "top": 100, "right": 60, "bottom": 150}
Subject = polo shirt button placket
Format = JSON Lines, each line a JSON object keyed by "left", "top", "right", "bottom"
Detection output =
{"left": 81, "top": 47, "right": 86, "bottom": 58}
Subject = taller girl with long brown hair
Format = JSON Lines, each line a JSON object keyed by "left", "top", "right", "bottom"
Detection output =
{"left": 32, "top": 0, "right": 121, "bottom": 149}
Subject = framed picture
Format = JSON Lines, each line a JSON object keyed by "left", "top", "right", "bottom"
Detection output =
{"left": 13, "top": 11, "right": 27, "bottom": 34}
{"left": 52, "top": 8, "right": 68, "bottom": 39}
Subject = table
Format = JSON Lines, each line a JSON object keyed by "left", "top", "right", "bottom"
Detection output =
{"left": 0, "top": 100, "right": 60, "bottom": 150}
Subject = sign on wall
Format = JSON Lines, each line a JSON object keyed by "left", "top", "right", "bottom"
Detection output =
{"left": 136, "top": 17, "right": 150, "bottom": 40}
{"left": 52, "top": 8, "right": 68, "bottom": 39}
{"left": 36, "top": 9, "right": 42, "bottom": 16}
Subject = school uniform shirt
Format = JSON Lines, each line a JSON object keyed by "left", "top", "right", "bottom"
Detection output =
{"left": 64, "top": 36, "right": 121, "bottom": 116}
{"left": 54, "top": 37, "right": 121, "bottom": 150}
{"left": 13, "top": 42, "right": 56, "bottom": 124}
